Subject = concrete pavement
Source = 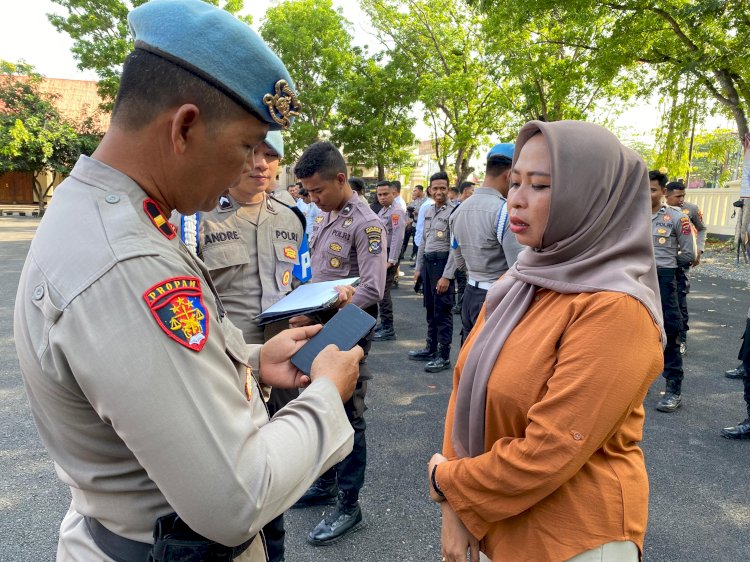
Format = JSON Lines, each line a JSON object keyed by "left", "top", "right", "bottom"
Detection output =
{"left": 1, "top": 215, "right": 749, "bottom": 561}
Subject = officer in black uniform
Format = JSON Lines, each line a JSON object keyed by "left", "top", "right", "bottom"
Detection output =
{"left": 721, "top": 306, "right": 750, "bottom": 439}
{"left": 409, "top": 171, "right": 455, "bottom": 372}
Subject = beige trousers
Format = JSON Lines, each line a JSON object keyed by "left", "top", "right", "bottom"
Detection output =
{"left": 478, "top": 540, "right": 638, "bottom": 562}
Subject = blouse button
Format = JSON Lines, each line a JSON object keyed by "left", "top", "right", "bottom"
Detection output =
{"left": 571, "top": 431, "right": 584, "bottom": 441}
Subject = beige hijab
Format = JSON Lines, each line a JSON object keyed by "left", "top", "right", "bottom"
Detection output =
{"left": 452, "top": 120, "right": 665, "bottom": 458}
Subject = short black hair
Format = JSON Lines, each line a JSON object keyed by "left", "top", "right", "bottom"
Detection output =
{"left": 376, "top": 180, "right": 391, "bottom": 188}
{"left": 415, "top": 184, "right": 424, "bottom": 191}
{"left": 348, "top": 177, "right": 365, "bottom": 193}
{"left": 298, "top": 187, "right": 309, "bottom": 196}
{"left": 459, "top": 181, "right": 475, "bottom": 194}
{"left": 486, "top": 155, "right": 512, "bottom": 178}
{"left": 390, "top": 180, "right": 401, "bottom": 192}
{"left": 429, "top": 170, "right": 449, "bottom": 186}
{"left": 665, "top": 180, "right": 686, "bottom": 193}
{"left": 649, "top": 170, "right": 668, "bottom": 188}
{"left": 112, "top": 49, "right": 248, "bottom": 131}
{"left": 449, "top": 186, "right": 460, "bottom": 195}
{"left": 294, "top": 141, "right": 347, "bottom": 180}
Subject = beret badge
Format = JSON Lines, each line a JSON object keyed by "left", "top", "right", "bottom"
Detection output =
{"left": 263, "top": 79, "right": 301, "bottom": 130}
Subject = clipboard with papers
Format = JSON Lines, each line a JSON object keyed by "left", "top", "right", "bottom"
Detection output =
{"left": 255, "top": 277, "right": 360, "bottom": 325}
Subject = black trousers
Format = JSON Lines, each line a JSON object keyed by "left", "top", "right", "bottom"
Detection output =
{"left": 378, "top": 265, "right": 398, "bottom": 328}
{"left": 317, "top": 380, "right": 368, "bottom": 504}
{"left": 461, "top": 283, "right": 488, "bottom": 346}
{"left": 454, "top": 269, "right": 467, "bottom": 310}
{"left": 422, "top": 253, "right": 454, "bottom": 347}
{"left": 657, "top": 268, "right": 684, "bottom": 386}
{"left": 400, "top": 225, "right": 413, "bottom": 260}
{"left": 676, "top": 264, "right": 691, "bottom": 342}
{"left": 738, "top": 318, "right": 750, "bottom": 419}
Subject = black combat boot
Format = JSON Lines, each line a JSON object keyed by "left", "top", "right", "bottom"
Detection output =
{"left": 307, "top": 492, "right": 365, "bottom": 546}
{"left": 724, "top": 364, "right": 745, "bottom": 379}
{"left": 656, "top": 379, "right": 682, "bottom": 413}
{"left": 408, "top": 339, "right": 436, "bottom": 361}
{"left": 373, "top": 323, "right": 396, "bottom": 341}
{"left": 292, "top": 477, "right": 338, "bottom": 508}
{"left": 720, "top": 418, "right": 750, "bottom": 439}
{"left": 425, "top": 344, "right": 451, "bottom": 373}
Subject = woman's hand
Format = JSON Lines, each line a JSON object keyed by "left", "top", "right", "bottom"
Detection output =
{"left": 441, "top": 502, "right": 480, "bottom": 562}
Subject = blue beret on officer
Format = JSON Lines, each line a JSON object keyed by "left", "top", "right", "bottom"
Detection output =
{"left": 128, "top": 0, "right": 300, "bottom": 130}
{"left": 487, "top": 143, "right": 515, "bottom": 160}
{"left": 264, "top": 131, "right": 284, "bottom": 159}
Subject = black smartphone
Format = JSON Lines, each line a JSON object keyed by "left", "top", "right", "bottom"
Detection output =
{"left": 291, "top": 304, "right": 376, "bottom": 375}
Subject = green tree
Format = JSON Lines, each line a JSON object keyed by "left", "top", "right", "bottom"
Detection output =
{"left": 690, "top": 128, "right": 741, "bottom": 188}
{"left": 259, "top": 0, "right": 356, "bottom": 161}
{"left": 0, "top": 61, "right": 101, "bottom": 215}
{"left": 361, "top": 0, "right": 511, "bottom": 184}
{"left": 48, "top": 0, "right": 250, "bottom": 108}
{"left": 331, "top": 55, "right": 417, "bottom": 180}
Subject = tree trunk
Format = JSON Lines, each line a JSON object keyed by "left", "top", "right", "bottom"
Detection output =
{"left": 33, "top": 173, "right": 47, "bottom": 216}
{"left": 377, "top": 162, "right": 385, "bottom": 181}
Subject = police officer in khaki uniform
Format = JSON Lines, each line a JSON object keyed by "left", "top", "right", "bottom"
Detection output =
{"left": 180, "top": 131, "right": 303, "bottom": 562}
{"left": 373, "top": 181, "right": 407, "bottom": 341}
{"left": 13, "top": 2, "right": 362, "bottom": 560}
{"left": 410, "top": 171, "right": 455, "bottom": 372}
{"left": 289, "top": 141, "right": 386, "bottom": 546}
{"left": 443, "top": 144, "right": 523, "bottom": 344}
{"left": 649, "top": 171, "right": 696, "bottom": 413}
{"left": 665, "top": 179, "right": 707, "bottom": 353}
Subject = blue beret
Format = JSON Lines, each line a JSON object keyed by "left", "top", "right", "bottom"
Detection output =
{"left": 264, "top": 131, "right": 284, "bottom": 159}
{"left": 128, "top": 0, "right": 300, "bottom": 130}
{"left": 488, "top": 143, "right": 515, "bottom": 160}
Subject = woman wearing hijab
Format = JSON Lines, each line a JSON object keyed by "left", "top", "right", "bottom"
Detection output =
{"left": 427, "top": 121, "right": 664, "bottom": 562}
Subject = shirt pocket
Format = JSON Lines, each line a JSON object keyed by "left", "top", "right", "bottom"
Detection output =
{"left": 201, "top": 240, "right": 250, "bottom": 271}
{"left": 273, "top": 242, "right": 298, "bottom": 292}
{"left": 321, "top": 239, "right": 352, "bottom": 276}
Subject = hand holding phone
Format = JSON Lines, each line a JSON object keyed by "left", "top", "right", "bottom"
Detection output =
{"left": 311, "top": 344, "right": 363, "bottom": 401}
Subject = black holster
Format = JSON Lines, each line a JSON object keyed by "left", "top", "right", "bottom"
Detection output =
{"left": 150, "top": 513, "right": 254, "bottom": 561}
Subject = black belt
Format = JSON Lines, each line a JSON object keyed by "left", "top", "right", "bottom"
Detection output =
{"left": 85, "top": 514, "right": 254, "bottom": 561}
{"left": 424, "top": 251, "right": 449, "bottom": 261}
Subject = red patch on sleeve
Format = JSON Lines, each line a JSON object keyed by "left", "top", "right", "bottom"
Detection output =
{"left": 680, "top": 217, "right": 691, "bottom": 235}
{"left": 391, "top": 214, "right": 400, "bottom": 226}
{"left": 143, "top": 277, "right": 209, "bottom": 351}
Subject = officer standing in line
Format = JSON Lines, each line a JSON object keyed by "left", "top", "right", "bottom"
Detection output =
{"left": 182, "top": 131, "right": 303, "bottom": 562}
{"left": 373, "top": 181, "right": 407, "bottom": 341}
{"left": 443, "top": 143, "right": 524, "bottom": 344}
{"left": 649, "top": 170, "right": 696, "bottom": 413}
{"left": 664, "top": 179, "right": 707, "bottom": 354}
{"left": 13, "top": 1, "right": 363, "bottom": 560}
{"left": 409, "top": 171, "right": 455, "bottom": 373}
{"left": 450, "top": 181, "right": 474, "bottom": 315}
{"left": 406, "top": 184, "right": 427, "bottom": 262}
{"left": 289, "top": 142, "right": 386, "bottom": 546}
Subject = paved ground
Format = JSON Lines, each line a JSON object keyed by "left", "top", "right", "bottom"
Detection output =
{"left": 1, "top": 215, "right": 749, "bottom": 561}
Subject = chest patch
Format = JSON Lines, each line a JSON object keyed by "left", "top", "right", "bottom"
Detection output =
{"left": 283, "top": 246, "right": 297, "bottom": 260}
{"left": 330, "top": 242, "right": 343, "bottom": 252}
{"left": 343, "top": 218, "right": 354, "bottom": 228}
{"left": 143, "top": 277, "right": 208, "bottom": 352}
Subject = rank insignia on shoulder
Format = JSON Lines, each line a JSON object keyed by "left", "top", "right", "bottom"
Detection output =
{"left": 343, "top": 218, "right": 353, "bottom": 228}
{"left": 143, "top": 277, "right": 209, "bottom": 352}
{"left": 283, "top": 246, "right": 297, "bottom": 260}
{"left": 144, "top": 199, "right": 176, "bottom": 239}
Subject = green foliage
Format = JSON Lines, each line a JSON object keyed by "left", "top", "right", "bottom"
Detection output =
{"left": 331, "top": 55, "right": 417, "bottom": 180}
{"left": 260, "top": 0, "right": 355, "bottom": 160}
{"left": 360, "top": 0, "right": 511, "bottom": 184}
{"left": 690, "top": 128, "right": 741, "bottom": 187}
{"left": 0, "top": 60, "right": 102, "bottom": 213}
{"left": 48, "top": 0, "right": 249, "bottom": 108}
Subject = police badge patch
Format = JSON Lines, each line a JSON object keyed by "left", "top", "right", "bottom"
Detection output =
{"left": 365, "top": 226, "right": 382, "bottom": 254}
{"left": 143, "top": 277, "right": 209, "bottom": 352}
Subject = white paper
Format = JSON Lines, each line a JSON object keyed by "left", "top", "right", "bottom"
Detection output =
{"left": 259, "top": 277, "right": 360, "bottom": 317}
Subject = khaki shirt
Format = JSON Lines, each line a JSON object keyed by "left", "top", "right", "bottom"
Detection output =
{"left": 14, "top": 156, "right": 353, "bottom": 558}
{"left": 377, "top": 204, "right": 407, "bottom": 264}
{"left": 652, "top": 205, "right": 696, "bottom": 268}
{"left": 309, "top": 193, "right": 386, "bottom": 309}
{"left": 443, "top": 187, "right": 523, "bottom": 282}
{"left": 199, "top": 193, "right": 303, "bottom": 344}
{"left": 415, "top": 203, "right": 453, "bottom": 272}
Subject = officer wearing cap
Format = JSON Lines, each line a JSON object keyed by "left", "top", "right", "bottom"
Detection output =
{"left": 13, "top": 1, "right": 362, "bottom": 560}
{"left": 178, "top": 131, "right": 305, "bottom": 562}
{"left": 409, "top": 171, "right": 455, "bottom": 372}
{"left": 289, "top": 142, "right": 386, "bottom": 546}
{"left": 443, "top": 143, "right": 524, "bottom": 344}
{"left": 373, "top": 181, "right": 407, "bottom": 341}
{"left": 649, "top": 170, "right": 696, "bottom": 413}
{"left": 665, "top": 179, "right": 707, "bottom": 353}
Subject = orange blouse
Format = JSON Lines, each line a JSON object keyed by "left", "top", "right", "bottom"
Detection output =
{"left": 437, "top": 290, "right": 663, "bottom": 561}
